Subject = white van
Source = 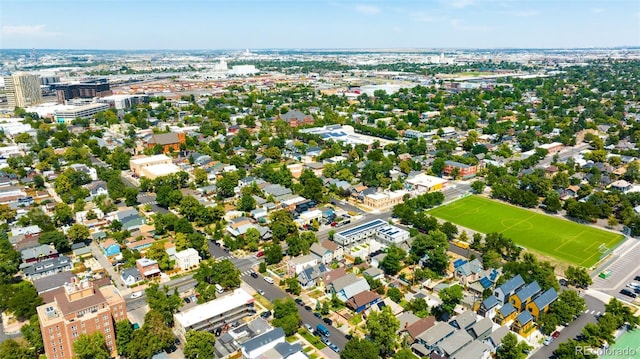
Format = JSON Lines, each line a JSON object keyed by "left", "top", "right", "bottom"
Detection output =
{"left": 264, "top": 276, "right": 274, "bottom": 284}
{"left": 215, "top": 284, "right": 224, "bottom": 293}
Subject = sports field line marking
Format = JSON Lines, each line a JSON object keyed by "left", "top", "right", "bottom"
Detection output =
{"left": 500, "top": 212, "right": 538, "bottom": 233}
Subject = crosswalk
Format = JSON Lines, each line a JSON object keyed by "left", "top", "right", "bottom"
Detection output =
{"left": 240, "top": 269, "right": 256, "bottom": 276}
{"left": 216, "top": 255, "right": 234, "bottom": 261}
{"left": 584, "top": 309, "right": 601, "bottom": 316}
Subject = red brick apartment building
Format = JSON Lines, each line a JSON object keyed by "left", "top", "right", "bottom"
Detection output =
{"left": 37, "top": 280, "right": 126, "bottom": 359}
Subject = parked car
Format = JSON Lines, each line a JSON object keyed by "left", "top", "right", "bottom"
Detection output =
{"left": 184, "top": 297, "right": 191, "bottom": 304}
{"left": 258, "top": 289, "right": 265, "bottom": 296}
{"left": 552, "top": 331, "right": 561, "bottom": 339}
{"left": 130, "top": 291, "right": 143, "bottom": 299}
{"left": 634, "top": 275, "right": 640, "bottom": 281}
{"left": 620, "top": 289, "right": 637, "bottom": 298}
{"left": 321, "top": 336, "right": 331, "bottom": 345}
{"left": 559, "top": 279, "right": 568, "bottom": 286}
{"left": 323, "top": 318, "right": 333, "bottom": 326}
{"left": 329, "top": 344, "right": 340, "bottom": 353}
{"left": 304, "top": 323, "right": 314, "bottom": 333}
{"left": 250, "top": 272, "right": 259, "bottom": 278}
{"left": 256, "top": 251, "right": 264, "bottom": 257}
{"left": 295, "top": 298, "right": 304, "bottom": 306}
{"left": 264, "top": 276, "right": 274, "bottom": 284}
{"left": 345, "top": 334, "right": 353, "bottom": 340}
{"left": 260, "top": 311, "right": 272, "bottom": 319}
{"left": 314, "top": 312, "right": 322, "bottom": 319}
{"left": 304, "top": 305, "right": 312, "bottom": 312}
{"left": 543, "top": 337, "right": 553, "bottom": 346}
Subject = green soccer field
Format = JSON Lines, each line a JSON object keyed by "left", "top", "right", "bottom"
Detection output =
{"left": 427, "top": 195, "right": 625, "bottom": 267}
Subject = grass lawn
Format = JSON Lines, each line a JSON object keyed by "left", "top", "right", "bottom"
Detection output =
{"left": 427, "top": 196, "right": 624, "bottom": 267}
{"left": 253, "top": 294, "right": 274, "bottom": 310}
{"left": 299, "top": 329, "right": 326, "bottom": 350}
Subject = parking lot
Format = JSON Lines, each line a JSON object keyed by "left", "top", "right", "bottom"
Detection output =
{"left": 591, "top": 239, "right": 640, "bottom": 304}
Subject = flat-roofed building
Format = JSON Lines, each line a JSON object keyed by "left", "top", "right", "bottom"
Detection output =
{"left": 54, "top": 103, "right": 109, "bottom": 124}
{"left": 334, "top": 219, "right": 408, "bottom": 247}
{"left": 405, "top": 173, "right": 448, "bottom": 194}
{"left": 174, "top": 288, "right": 255, "bottom": 342}
{"left": 363, "top": 190, "right": 407, "bottom": 210}
{"left": 130, "top": 155, "right": 173, "bottom": 176}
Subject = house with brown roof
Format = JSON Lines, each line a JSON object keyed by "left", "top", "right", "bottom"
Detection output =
{"left": 278, "top": 110, "right": 314, "bottom": 128}
{"left": 402, "top": 316, "right": 437, "bottom": 342}
{"left": 345, "top": 290, "right": 381, "bottom": 313}
{"left": 146, "top": 132, "right": 186, "bottom": 153}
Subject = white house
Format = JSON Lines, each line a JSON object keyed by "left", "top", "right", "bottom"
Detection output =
{"left": 173, "top": 248, "right": 201, "bottom": 271}
{"left": 287, "top": 254, "right": 318, "bottom": 276}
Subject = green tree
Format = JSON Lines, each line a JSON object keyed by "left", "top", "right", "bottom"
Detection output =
{"left": 20, "top": 315, "right": 43, "bottom": 355}
{"left": 379, "top": 245, "right": 406, "bottom": 276}
{"left": 387, "top": 287, "right": 402, "bottom": 303}
{"left": 53, "top": 203, "right": 74, "bottom": 225}
{"left": 67, "top": 223, "right": 90, "bottom": 243}
{"left": 265, "top": 242, "right": 283, "bottom": 265}
{"left": 237, "top": 193, "right": 257, "bottom": 212}
{"left": 471, "top": 180, "right": 485, "bottom": 194}
{"left": 285, "top": 277, "right": 302, "bottom": 295}
{"left": 0, "top": 339, "right": 36, "bottom": 359}
{"left": 145, "top": 241, "right": 173, "bottom": 270}
{"left": 0, "top": 281, "right": 43, "bottom": 320}
{"left": 194, "top": 259, "right": 241, "bottom": 301}
{"left": 543, "top": 190, "right": 562, "bottom": 213}
{"left": 73, "top": 332, "right": 110, "bottom": 359}
{"left": 393, "top": 348, "right": 415, "bottom": 359}
{"left": 565, "top": 266, "right": 593, "bottom": 289}
{"left": 38, "top": 230, "right": 70, "bottom": 253}
{"left": 144, "top": 283, "right": 182, "bottom": 327}
{"left": 184, "top": 330, "right": 217, "bottom": 359}
{"left": 496, "top": 332, "right": 532, "bottom": 359}
{"left": 438, "top": 285, "right": 463, "bottom": 317}
{"left": 272, "top": 298, "right": 301, "bottom": 336}
{"left": 115, "top": 320, "right": 134, "bottom": 357}
{"left": 340, "top": 337, "right": 380, "bottom": 359}
{"left": 365, "top": 306, "right": 400, "bottom": 356}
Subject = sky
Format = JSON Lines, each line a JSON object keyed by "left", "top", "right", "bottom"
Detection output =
{"left": 1, "top": 0, "right": 639, "bottom": 50}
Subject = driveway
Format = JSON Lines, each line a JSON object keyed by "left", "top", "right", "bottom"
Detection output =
{"left": 89, "top": 241, "right": 127, "bottom": 289}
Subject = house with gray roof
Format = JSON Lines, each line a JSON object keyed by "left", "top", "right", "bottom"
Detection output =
{"left": 493, "top": 274, "right": 525, "bottom": 304}
{"left": 22, "top": 255, "right": 72, "bottom": 280}
{"left": 468, "top": 318, "right": 493, "bottom": 340}
{"left": 297, "top": 263, "right": 329, "bottom": 289}
{"left": 451, "top": 340, "right": 491, "bottom": 359}
{"left": 414, "top": 321, "right": 456, "bottom": 353}
{"left": 241, "top": 327, "right": 285, "bottom": 359}
{"left": 262, "top": 184, "right": 292, "bottom": 201}
{"left": 436, "top": 329, "right": 473, "bottom": 357}
{"left": 454, "top": 258, "right": 483, "bottom": 285}
{"left": 121, "top": 267, "right": 142, "bottom": 287}
{"left": 478, "top": 295, "right": 500, "bottom": 319}
{"left": 449, "top": 310, "right": 477, "bottom": 331}
{"left": 484, "top": 326, "right": 509, "bottom": 352}
{"left": 309, "top": 242, "right": 332, "bottom": 264}
{"left": 20, "top": 244, "right": 58, "bottom": 265}
{"left": 328, "top": 273, "right": 370, "bottom": 302}
{"left": 526, "top": 287, "right": 558, "bottom": 320}
{"left": 33, "top": 271, "right": 75, "bottom": 294}
{"left": 509, "top": 281, "right": 541, "bottom": 312}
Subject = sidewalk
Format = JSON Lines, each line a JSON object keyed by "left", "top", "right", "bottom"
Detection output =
{"left": 89, "top": 241, "right": 128, "bottom": 290}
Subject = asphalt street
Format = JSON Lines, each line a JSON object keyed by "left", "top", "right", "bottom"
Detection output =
{"left": 531, "top": 292, "right": 604, "bottom": 359}
{"left": 242, "top": 272, "right": 349, "bottom": 351}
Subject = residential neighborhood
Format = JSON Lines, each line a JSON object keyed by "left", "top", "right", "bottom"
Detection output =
{"left": 0, "top": 43, "right": 639, "bottom": 359}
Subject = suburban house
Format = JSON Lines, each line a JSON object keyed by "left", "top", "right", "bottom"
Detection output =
{"left": 328, "top": 273, "right": 370, "bottom": 302}
{"left": 136, "top": 258, "right": 161, "bottom": 279}
{"left": 467, "top": 268, "right": 501, "bottom": 296}
{"left": 449, "top": 310, "right": 477, "bottom": 331}
{"left": 525, "top": 288, "right": 558, "bottom": 320}
{"left": 20, "top": 244, "right": 58, "bottom": 264}
{"left": 121, "top": 267, "right": 142, "bottom": 286}
{"left": 83, "top": 180, "right": 108, "bottom": 199}
{"left": 146, "top": 132, "right": 186, "bottom": 153}
{"left": 321, "top": 239, "right": 343, "bottom": 261}
{"left": 484, "top": 326, "right": 509, "bottom": 353}
{"left": 318, "top": 267, "right": 347, "bottom": 290}
{"left": 493, "top": 274, "right": 525, "bottom": 304}
{"left": 71, "top": 243, "right": 92, "bottom": 260}
{"left": 287, "top": 254, "right": 318, "bottom": 277}
{"left": 435, "top": 330, "right": 473, "bottom": 358}
{"left": 494, "top": 303, "right": 517, "bottom": 326}
{"left": 101, "top": 238, "right": 121, "bottom": 257}
{"left": 22, "top": 255, "right": 72, "bottom": 280}
{"left": 412, "top": 322, "right": 455, "bottom": 356}
{"left": 451, "top": 340, "right": 491, "bottom": 359}
{"left": 401, "top": 316, "right": 436, "bottom": 342}
{"left": 478, "top": 296, "right": 501, "bottom": 320}
{"left": 509, "top": 281, "right": 541, "bottom": 312}
{"left": 511, "top": 310, "right": 535, "bottom": 337}
{"left": 173, "top": 248, "right": 201, "bottom": 271}
{"left": 240, "top": 327, "right": 286, "bottom": 359}
{"left": 309, "top": 242, "right": 332, "bottom": 264}
{"left": 345, "top": 290, "right": 382, "bottom": 313}
{"left": 297, "top": 263, "right": 329, "bottom": 289}
{"left": 453, "top": 258, "right": 483, "bottom": 286}
{"left": 468, "top": 318, "right": 493, "bottom": 341}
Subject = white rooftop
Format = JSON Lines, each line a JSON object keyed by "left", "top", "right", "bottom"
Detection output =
{"left": 142, "top": 163, "right": 181, "bottom": 177}
{"left": 175, "top": 288, "right": 254, "bottom": 328}
{"left": 130, "top": 154, "right": 172, "bottom": 165}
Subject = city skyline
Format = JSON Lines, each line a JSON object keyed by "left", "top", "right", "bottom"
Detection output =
{"left": 1, "top": 0, "right": 639, "bottom": 50}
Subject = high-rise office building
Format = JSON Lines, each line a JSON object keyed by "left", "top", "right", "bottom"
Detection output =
{"left": 53, "top": 79, "right": 112, "bottom": 104}
{"left": 37, "top": 280, "right": 126, "bottom": 359}
{"left": 4, "top": 72, "right": 43, "bottom": 108}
